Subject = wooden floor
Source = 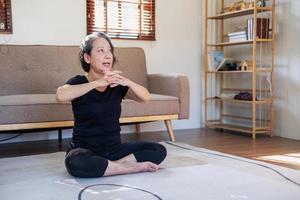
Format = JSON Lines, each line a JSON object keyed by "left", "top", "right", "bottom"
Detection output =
{"left": 1, "top": 128, "right": 300, "bottom": 170}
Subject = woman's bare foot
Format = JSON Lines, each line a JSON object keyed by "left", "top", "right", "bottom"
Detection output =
{"left": 136, "top": 161, "right": 159, "bottom": 172}
{"left": 104, "top": 160, "right": 159, "bottom": 176}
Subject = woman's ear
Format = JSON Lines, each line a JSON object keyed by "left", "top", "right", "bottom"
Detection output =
{"left": 83, "top": 53, "right": 91, "bottom": 64}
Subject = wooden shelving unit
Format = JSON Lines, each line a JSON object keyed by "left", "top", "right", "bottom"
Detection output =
{"left": 207, "top": 39, "right": 272, "bottom": 47}
{"left": 204, "top": 0, "right": 276, "bottom": 139}
{"left": 205, "top": 97, "right": 272, "bottom": 104}
{"left": 205, "top": 123, "right": 270, "bottom": 134}
{"left": 207, "top": 6, "right": 273, "bottom": 20}
{"left": 206, "top": 67, "right": 272, "bottom": 74}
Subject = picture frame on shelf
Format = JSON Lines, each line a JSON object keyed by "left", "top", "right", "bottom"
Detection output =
{"left": 207, "top": 50, "right": 224, "bottom": 71}
{"left": 216, "top": 58, "right": 235, "bottom": 71}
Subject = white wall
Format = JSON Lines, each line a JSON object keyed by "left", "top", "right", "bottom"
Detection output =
{"left": 1, "top": 0, "right": 86, "bottom": 45}
{"left": 273, "top": 0, "right": 300, "bottom": 140}
{"left": 0, "top": 0, "right": 203, "bottom": 142}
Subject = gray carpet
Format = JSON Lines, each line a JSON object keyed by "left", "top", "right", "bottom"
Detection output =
{"left": 1, "top": 142, "right": 300, "bottom": 200}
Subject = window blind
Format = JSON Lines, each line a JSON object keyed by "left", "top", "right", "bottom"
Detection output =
{"left": 87, "top": 0, "right": 155, "bottom": 40}
{"left": 0, "top": 0, "right": 12, "bottom": 33}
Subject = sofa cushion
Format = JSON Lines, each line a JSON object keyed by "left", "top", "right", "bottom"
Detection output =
{"left": 0, "top": 93, "right": 179, "bottom": 125}
{"left": 0, "top": 45, "right": 82, "bottom": 96}
{"left": 0, "top": 46, "right": 149, "bottom": 96}
{"left": 0, "top": 94, "right": 73, "bottom": 125}
{"left": 114, "top": 47, "right": 148, "bottom": 89}
{"left": 121, "top": 94, "right": 179, "bottom": 117}
{"left": 0, "top": 94, "right": 61, "bottom": 106}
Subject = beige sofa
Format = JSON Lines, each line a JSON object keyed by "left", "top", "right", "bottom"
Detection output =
{"left": 0, "top": 45, "right": 189, "bottom": 142}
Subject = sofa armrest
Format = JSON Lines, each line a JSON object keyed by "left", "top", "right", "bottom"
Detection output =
{"left": 147, "top": 73, "right": 189, "bottom": 119}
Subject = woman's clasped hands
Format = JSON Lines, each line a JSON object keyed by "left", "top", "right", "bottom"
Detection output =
{"left": 93, "top": 70, "right": 130, "bottom": 88}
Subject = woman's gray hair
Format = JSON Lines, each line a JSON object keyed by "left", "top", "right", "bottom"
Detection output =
{"left": 79, "top": 32, "right": 116, "bottom": 72}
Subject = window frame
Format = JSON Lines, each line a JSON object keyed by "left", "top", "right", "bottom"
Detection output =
{"left": 86, "top": 0, "right": 156, "bottom": 41}
{"left": 0, "top": 0, "right": 13, "bottom": 34}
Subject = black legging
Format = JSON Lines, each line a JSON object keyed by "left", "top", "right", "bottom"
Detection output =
{"left": 65, "top": 141, "right": 167, "bottom": 178}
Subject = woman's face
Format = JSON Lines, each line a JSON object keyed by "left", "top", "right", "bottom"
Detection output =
{"left": 85, "top": 37, "right": 113, "bottom": 74}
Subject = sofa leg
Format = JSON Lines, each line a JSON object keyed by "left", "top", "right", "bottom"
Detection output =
{"left": 58, "top": 129, "right": 62, "bottom": 148}
{"left": 135, "top": 123, "right": 141, "bottom": 141}
{"left": 164, "top": 120, "right": 176, "bottom": 142}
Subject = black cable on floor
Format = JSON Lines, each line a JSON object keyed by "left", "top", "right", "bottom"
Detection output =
{"left": 78, "top": 183, "right": 162, "bottom": 200}
{"left": 0, "top": 133, "right": 23, "bottom": 142}
{"left": 165, "top": 141, "right": 300, "bottom": 187}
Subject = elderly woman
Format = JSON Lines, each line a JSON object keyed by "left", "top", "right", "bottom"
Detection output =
{"left": 56, "top": 32, "right": 166, "bottom": 178}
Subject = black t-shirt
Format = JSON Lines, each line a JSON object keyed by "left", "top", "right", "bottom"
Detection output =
{"left": 66, "top": 75, "right": 129, "bottom": 153}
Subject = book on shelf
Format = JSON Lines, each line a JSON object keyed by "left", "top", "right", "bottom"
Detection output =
{"left": 257, "top": 18, "right": 270, "bottom": 38}
{"left": 247, "top": 18, "right": 252, "bottom": 40}
{"left": 227, "top": 31, "right": 247, "bottom": 42}
{"left": 229, "top": 35, "right": 247, "bottom": 42}
{"left": 227, "top": 31, "right": 246, "bottom": 37}
{"left": 207, "top": 50, "right": 224, "bottom": 71}
{"left": 247, "top": 18, "right": 270, "bottom": 39}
